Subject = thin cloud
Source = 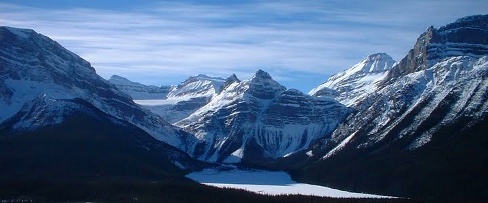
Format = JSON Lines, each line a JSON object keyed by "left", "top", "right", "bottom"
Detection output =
{"left": 0, "top": 1, "right": 486, "bottom": 92}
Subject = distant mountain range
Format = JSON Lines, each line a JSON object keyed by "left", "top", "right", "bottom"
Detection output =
{"left": 1, "top": 14, "right": 487, "bottom": 201}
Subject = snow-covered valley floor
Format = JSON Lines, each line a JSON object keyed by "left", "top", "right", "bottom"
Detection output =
{"left": 186, "top": 169, "right": 392, "bottom": 198}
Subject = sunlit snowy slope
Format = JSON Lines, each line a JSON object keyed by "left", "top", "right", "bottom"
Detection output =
{"left": 310, "top": 53, "right": 396, "bottom": 106}
{"left": 301, "top": 14, "right": 488, "bottom": 201}
{"left": 0, "top": 26, "right": 193, "bottom": 150}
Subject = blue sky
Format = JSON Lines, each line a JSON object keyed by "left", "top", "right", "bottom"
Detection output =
{"left": 1, "top": 0, "right": 487, "bottom": 92}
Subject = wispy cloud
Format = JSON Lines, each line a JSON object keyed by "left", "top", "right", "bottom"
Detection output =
{"left": 0, "top": 1, "right": 486, "bottom": 92}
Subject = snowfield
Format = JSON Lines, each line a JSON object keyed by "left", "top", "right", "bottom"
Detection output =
{"left": 186, "top": 169, "right": 393, "bottom": 198}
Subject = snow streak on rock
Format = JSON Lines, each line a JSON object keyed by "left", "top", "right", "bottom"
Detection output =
{"left": 177, "top": 69, "right": 349, "bottom": 163}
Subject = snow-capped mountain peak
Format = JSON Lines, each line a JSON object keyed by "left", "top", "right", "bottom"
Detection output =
{"left": 168, "top": 74, "right": 225, "bottom": 98}
{"left": 177, "top": 69, "right": 349, "bottom": 163}
{"left": 222, "top": 74, "right": 241, "bottom": 91}
{"left": 309, "top": 53, "right": 396, "bottom": 106}
{"left": 358, "top": 53, "right": 396, "bottom": 73}
{"left": 0, "top": 26, "right": 189, "bottom": 149}
{"left": 383, "top": 14, "right": 488, "bottom": 85}
{"left": 247, "top": 69, "right": 286, "bottom": 100}
{"left": 109, "top": 74, "right": 228, "bottom": 124}
{"left": 299, "top": 16, "right": 488, "bottom": 200}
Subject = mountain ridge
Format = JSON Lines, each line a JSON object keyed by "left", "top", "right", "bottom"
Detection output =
{"left": 298, "top": 14, "right": 488, "bottom": 201}
{"left": 309, "top": 53, "right": 396, "bottom": 106}
{"left": 0, "top": 25, "right": 194, "bottom": 153}
{"left": 110, "top": 73, "right": 227, "bottom": 124}
{"left": 1, "top": 14, "right": 487, "bottom": 201}
{"left": 176, "top": 69, "right": 349, "bottom": 163}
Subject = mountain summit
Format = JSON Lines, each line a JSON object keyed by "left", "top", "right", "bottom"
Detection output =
{"left": 0, "top": 26, "right": 203, "bottom": 183}
{"left": 383, "top": 14, "right": 488, "bottom": 85}
{"left": 177, "top": 69, "right": 348, "bottom": 163}
{"left": 309, "top": 53, "right": 396, "bottom": 106}
{"left": 299, "top": 15, "right": 488, "bottom": 201}
{"left": 110, "top": 74, "right": 226, "bottom": 123}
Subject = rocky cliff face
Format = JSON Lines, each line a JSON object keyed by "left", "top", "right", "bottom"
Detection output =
{"left": 298, "top": 15, "right": 488, "bottom": 201}
{"left": 383, "top": 15, "right": 488, "bottom": 85}
{"left": 316, "top": 15, "right": 488, "bottom": 155}
{"left": 177, "top": 70, "right": 349, "bottom": 163}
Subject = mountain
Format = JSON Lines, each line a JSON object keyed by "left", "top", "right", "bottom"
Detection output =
{"left": 0, "top": 26, "right": 193, "bottom": 149}
{"left": 0, "top": 96, "right": 197, "bottom": 181}
{"left": 309, "top": 53, "right": 396, "bottom": 106}
{"left": 167, "top": 74, "right": 226, "bottom": 98}
{"left": 108, "top": 75, "right": 171, "bottom": 100}
{"left": 0, "top": 25, "right": 350, "bottom": 203}
{"left": 296, "top": 15, "right": 488, "bottom": 201}
{"left": 176, "top": 70, "right": 349, "bottom": 164}
{"left": 111, "top": 74, "right": 226, "bottom": 123}
{"left": 0, "top": 26, "right": 205, "bottom": 176}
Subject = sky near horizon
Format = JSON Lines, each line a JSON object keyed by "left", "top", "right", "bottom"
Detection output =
{"left": 1, "top": 0, "right": 487, "bottom": 92}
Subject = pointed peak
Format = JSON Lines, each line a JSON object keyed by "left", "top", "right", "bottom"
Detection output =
{"left": 252, "top": 69, "right": 272, "bottom": 80}
{"left": 226, "top": 74, "right": 240, "bottom": 83}
{"left": 221, "top": 74, "right": 241, "bottom": 92}
{"left": 246, "top": 69, "right": 286, "bottom": 99}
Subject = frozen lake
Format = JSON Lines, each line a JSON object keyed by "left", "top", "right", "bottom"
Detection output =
{"left": 186, "top": 169, "right": 392, "bottom": 198}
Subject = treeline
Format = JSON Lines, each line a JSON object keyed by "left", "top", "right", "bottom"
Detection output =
{"left": 0, "top": 180, "right": 420, "bottom": 203}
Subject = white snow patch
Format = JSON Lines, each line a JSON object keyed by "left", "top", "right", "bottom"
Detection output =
{"left": 323, "top": 131, "right": 357, "bottom": 159}
{"left": 187, "top": 169, "right": 392, "bottom": 198}
{"left": 223, "top": 148, "right": 244, "bottom": 163}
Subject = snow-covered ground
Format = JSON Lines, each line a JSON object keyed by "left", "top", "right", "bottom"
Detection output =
{"left": 186, "top": 169, "right": 392, "bottom": 198}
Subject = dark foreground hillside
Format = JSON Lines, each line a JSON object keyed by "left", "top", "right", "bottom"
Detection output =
{"left": 296, "top": 117, "right": 488, "bottom": 202}
{"left": 0, "top": 180, "right": 420, "bottom": 203}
